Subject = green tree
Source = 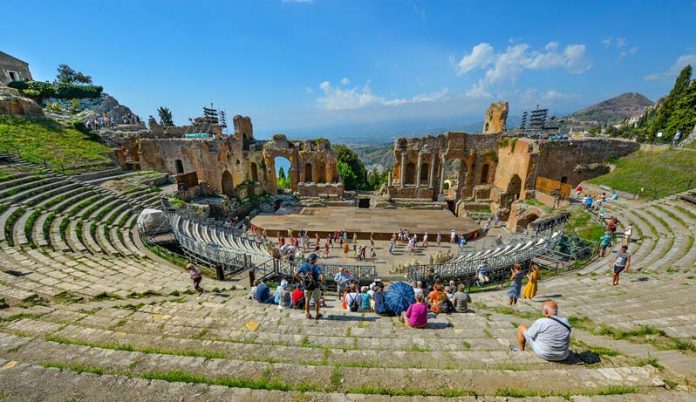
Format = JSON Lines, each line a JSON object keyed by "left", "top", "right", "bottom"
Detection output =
{"left": 333, "top": 144, "right": 369, "bottom": 190}
{"left": 367, "top": 167, "right": 388, "bottom": 190}
{"left": 157, "top": 106, "right": 174, "bottom": 126}
{"left": 277, "top": 166, "right": 290, "bottom": 190}
{"left": 56, "top": 64, "right": 92, "bottom": 84}
{"left": 648, "top": 65, "right": 692, "bottom": 141}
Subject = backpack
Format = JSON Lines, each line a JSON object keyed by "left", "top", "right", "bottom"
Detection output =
{"left": 348, "top": 293, "right": 360, "bottom": 312}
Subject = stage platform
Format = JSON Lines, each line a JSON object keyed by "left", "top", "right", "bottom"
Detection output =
{"left": 250, "top": 207, "right": 479, "bottom": 240}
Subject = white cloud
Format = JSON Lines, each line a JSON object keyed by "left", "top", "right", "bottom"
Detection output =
{"left": 456, "top": 43, "right": 495, "bottom": 75}
{"left": 645, "top": 54, "right": 696, "bottom": 80}
{"left": 304, "top": 86, "right": 314, "bottom": 94}
{"left": 316, "top": 80, "right": 447, "bottom": 111}
{"left": 602, "top": 37, "right": 613, "bottom": 47}
{"left": 340, "top": 77, "right": 350, "bottom": 86}
{"left": 455, "top": 42, "right": 590, "bottom": 95}
{"left": 615, "top": 37, "right": 627, "bottom": 48}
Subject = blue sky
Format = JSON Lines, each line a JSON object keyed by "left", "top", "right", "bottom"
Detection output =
{"left": 2, "top": 0, "right": 695, "bottom": 138}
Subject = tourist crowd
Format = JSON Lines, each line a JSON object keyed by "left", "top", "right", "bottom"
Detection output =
{"left": 85, "top": 113, "right": 141, "bottom": 130}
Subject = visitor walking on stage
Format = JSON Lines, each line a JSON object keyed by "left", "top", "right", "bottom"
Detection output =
{"left": 436, "top": 233, "right": 442, "bottom": 248}
{"left": 342, "top": 240, "right": 350, "bottom": 258}
{"left": 523, "top": 264, "right": 541, "bottom": 299}
{"left": 294, "top": 253, "right": 325, "bottom": 319}
{"left": 608, "top": 244, "right": 631, "bottom": 286}
{"left": 508, "top": 263, "right": 524, "bottom": 305}
{"left": 187, "top": 263, "right": 203, "bottom": 293}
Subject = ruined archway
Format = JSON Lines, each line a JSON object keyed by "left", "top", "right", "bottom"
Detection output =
{"left": 304, "top": 163, "right": 313, "bottom": 182}
{"left": 405, "top": 162, "right": 416, "bottom": 185}
{"left": 274, "top": 156, "right": 292, "bottom": 193}
{"left": 250, "top": 162, "right": 259, "bottom": 182}
{"left": 517, "top": 213, "right": 540, "bottom": 233}
{"left": 222, "top": 170, "right": 234, "bottom": 197}
{"left": 504, "top": 174, "right": 522, "bottom": 208}
{"left": 175, "top": 159, "right": 184, "bottom": 174}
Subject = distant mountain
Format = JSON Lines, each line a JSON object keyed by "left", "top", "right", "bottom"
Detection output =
{"left": 564, "top": 92, "right": 653, "bottom": 125}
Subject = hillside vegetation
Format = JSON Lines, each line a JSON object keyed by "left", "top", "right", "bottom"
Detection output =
{"left": 589, "top": 144, "right": 696, "bottom": 199}
{"left": 611, "top": 65, "right": 696, "bottom": 142}
{"left": 0, "top": 116, "right": 111, "bottom": 168}
{"left": 566, "top": 92, "right": 653, "bottom": 124}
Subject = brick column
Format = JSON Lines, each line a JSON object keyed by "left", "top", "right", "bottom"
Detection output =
{"left": 429, "top": 152, "right": 436, "bottom": 189}
{"left": 416, "top": 152, "right": 423, "bottom": 189}
{"left": 400, "top": 152, "right": 406, "bottom": 189}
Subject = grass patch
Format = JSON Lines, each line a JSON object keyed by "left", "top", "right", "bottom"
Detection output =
{"left": 91, "top": 292, "right": 123, "bottom": 302}
{"left": 19, "top": 293, "right": 48, "bottom": 307}
{"left": 24, "top": 209, "right": 42, "bottom": 245}
{"left": 59, "top": 217, "right": 69, "bottom": 244}
{"left": 147, "top": 244, "right": 190, "bottom": 269}
{"left": 588, "top": 146, "right": 696, "bottom": 199}
{"left": 595, "top": 324, "right": 666, "bottom": 340}
{"left": 496, "top": 385, "right": 636, "bottom": 398}
{"left": 0, "top": 116, "right": 110, "bottom": 168}
{"left": 564, "top": 207, "right": 605, "bottom": 243}
{"left": 44, "top": 335, "right": 225, "bottom": 359}
{"left": 53, "top": 291, "right": 84, "bottom": 304}
{"left": 636, "top": 357, "right": 663, "bottom": 369}
{"left": 43, "top": 212, "right": 56, "bottom": 243}
{"left": 673, "top": 204, "right": 696, "bottom": 221}
{"left": 4, "top": 206, "right": 25, "bottom": 246}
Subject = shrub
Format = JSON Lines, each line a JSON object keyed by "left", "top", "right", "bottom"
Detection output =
{"left": 8, "top": 80, "right": 102, "bottom": 101}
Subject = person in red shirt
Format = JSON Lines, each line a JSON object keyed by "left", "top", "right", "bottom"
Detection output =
{"left": 291, "top": 284, "right": 305, "bottom": 308}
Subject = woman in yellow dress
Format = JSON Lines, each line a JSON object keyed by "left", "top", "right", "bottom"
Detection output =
{"left": 522, "top": 265, "right": 540, "bottom": 299}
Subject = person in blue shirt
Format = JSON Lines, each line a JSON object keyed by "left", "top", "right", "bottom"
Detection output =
{"left": 255, "top": 278, "right": 274, "bottom": 304}
{"left": 294, "top": 253, "right": 325, "bottom": 319}
{"left": 333, "top": 266, "right": 352, "bottom": 301}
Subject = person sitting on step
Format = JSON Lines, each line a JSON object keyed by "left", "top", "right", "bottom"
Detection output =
{"left": 515, "top": 300, "right": 571, "bottom": 361}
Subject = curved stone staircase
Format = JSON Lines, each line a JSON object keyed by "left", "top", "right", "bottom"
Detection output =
{"left": 0, "top": 159, "right": 694, "bottom": 400}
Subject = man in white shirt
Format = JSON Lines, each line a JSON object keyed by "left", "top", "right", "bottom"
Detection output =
{"left": 516, "top": 300, "right": 571, "bottom": 361}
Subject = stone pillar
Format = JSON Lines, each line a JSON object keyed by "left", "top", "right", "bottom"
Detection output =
{"left": 429, "top": 152, "right": 436, "bottom": 189}
{"left": 416, "top": 152, "right": 423, "bottom": 189}
{"left": 387, "top": 171, "right": 392, "bottom": 186}
{"left": 400, "top": 152, "right": 406, "bottom": 189}
{"left": 439, "top": 157, "right": 445, "bottom": 194}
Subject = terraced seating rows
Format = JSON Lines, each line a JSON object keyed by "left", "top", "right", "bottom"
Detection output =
{"left": 1, "top": 155, "right": 694, "bottom": 399}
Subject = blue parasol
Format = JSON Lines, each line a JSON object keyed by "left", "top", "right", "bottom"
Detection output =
{"left": 384, "top": 281, "right": 415, "bottom": 315}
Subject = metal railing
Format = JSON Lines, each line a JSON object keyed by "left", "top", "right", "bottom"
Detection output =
{"left": 407, "top": 233, "right": 561, "bottom": 282}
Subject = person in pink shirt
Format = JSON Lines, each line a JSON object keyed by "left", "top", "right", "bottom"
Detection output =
{"left": 401, "top": 293, "right": 428, "bottom": 328}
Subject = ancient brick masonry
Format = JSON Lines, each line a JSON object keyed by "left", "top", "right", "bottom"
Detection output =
{"left": 138, "top": 117, "right": 340, "bottom": 198}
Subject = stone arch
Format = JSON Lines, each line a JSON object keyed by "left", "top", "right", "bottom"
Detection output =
{"left": 420, "top": 162, "right": 429, "bottom": 185}
{"left": 480, "top": 164, "right": 490, "bottom": 184}
{"left": 304, "top": 163, "right": 313, "bottom": 182}
{"left": 484, "top": 122, "right": 490, "bottom": 132}
{"left": 175, "top": 159, "right": 184, "bottom": 174}
{"left": 517, "top": 213, "right": 540, "bottom": 233}
{"left": 250, "top": 162, "right": 259, "bottom": 182}
{"left": 222, "top": 170, "right": 234, "bottom": 197}
{"left": 405, "top": 162, "right": 416, "bottom": 185}
{"left": 274, "top": 156, "right": 292, "bottom": 193}
{"left": 507, "top": 174, "right": 522, "bottom": 199}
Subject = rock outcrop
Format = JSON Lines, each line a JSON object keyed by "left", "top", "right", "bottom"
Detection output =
{"left": 0, "top": 86, "right": 44, "bottom": 117}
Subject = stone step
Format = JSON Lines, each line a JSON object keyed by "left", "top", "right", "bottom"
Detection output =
{"left": 110, "top": 227, "right": 134, "bottom": 257}
{"left": 81, "top": 220, "right": 103, "bottom": 255}
{"left": 21, "top": 183, "right": 82, "bottom": 208}
{"left": 0, "top": 205, "right": 20, "bottom": 243}
{"left": 66, "top": 220, "right": 88, "bottom": 253}
{"left": 96, "top": 224, "right": 119, "bottom": 256}
{"left": 0, "top": 333, "right": 664, "bottom": 397}
{"left": 49, "top": 189, "right": 99, "bottom": 213}
{"left": 32, "top": 211, "right": 51, "bottom": 247}
{"left": 49, "top": 216, "right": 70, "bottom": 252}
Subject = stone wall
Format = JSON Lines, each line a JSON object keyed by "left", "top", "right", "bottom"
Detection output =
{"left": 0, "top": 52, "right": 33, "bottom": 84}
{"left": 0, "top": 86, "right": 44, "bottom": 116}
{"left": 482, "top": 101, "right": 509, "bottom": 134}
{"left": 138, "top": 121, "right": 340, "bottom": 199}
{"left": 535, "top": 138, "right": 639, "bottom": 188}
{"left": 298, "top": 182, "right": 344, "bottom": 197}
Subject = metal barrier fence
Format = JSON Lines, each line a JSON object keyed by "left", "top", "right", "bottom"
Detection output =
{"left": 168, "top": 209, "right": 377, "bottom": 282}
{"left": 407, "top": 234, "right": 560, "bottom": 283}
